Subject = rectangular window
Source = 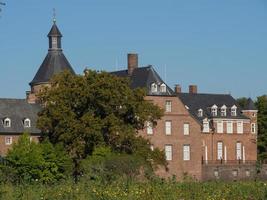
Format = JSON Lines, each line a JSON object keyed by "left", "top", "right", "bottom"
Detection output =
{"left": 217, "top": 121, "right": 223, "bottom": 133}
{"left": 217, "top": 142, "right": 223, "bottom": 160}
{"left": 226, "top": 121, "right": 233, "bottom": 134}
{"left": 183, "top": 145, "right": 190, "bottom": 161}
{"left": 146, "top": 121, "right": 153, "bottom": 135}
{"left": 5, "top": 136, "right": 12, "bottom": 145}
{"left": 165, "top": 121, "right": 172, "bottom": 135}
{"left": 183, "top": 123, "right": 190, "bottom": 135}
{"left": 236, "top": 142, "right": 242, "bottom": 160}
{"left": 251, "top": 123, "right": 256, "bottom": 134}
{"left": 165, "top": 145, "right": 172, "bottom": 161}
{"left": 237, "top": 121, "right": 243, "bottom": 134}
{"left": 203, "top": 121, "right": 209, "bottom": 133}
{"left": 165, "top": 101, "right": 172, "bottom": 112}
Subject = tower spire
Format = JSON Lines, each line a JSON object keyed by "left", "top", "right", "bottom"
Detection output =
{"left": 53, "top": 8, "right": 56, "bottom": 24}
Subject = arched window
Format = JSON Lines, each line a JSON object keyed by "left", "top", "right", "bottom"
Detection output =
{"left": 211, "top": 105, "right": 218, "bottom": 116}
{"left": 151, "top": 83, "right": 158, "bottom": 93}
{"left": 231, "top": 105, "right": 237, "bottom": 116}
{"left": 198, "top": 109, "right": 203, "bottom": 117}
{"left": 24, "top": 118, "right": 31, "bottom": 128}
{"left": 221, "top": 105, "right": 227, "bottom": 116}
{"left": 3, "top": 118, "right": 11, "bottom": 128}
{"left": 160, "top": 83, "right": 166, "bottom": 93}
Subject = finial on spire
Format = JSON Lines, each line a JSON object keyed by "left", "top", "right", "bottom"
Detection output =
{"left": 53, "top": 8, "right": 56, "bottom": 24}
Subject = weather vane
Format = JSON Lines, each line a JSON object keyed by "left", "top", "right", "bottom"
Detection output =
{"left": 53, "top": 8, "right": 56, "bottom": 23}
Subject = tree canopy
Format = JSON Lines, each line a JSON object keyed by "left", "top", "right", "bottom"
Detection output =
{"left": 37, "top": 70, "right": 165, "bottom": 179}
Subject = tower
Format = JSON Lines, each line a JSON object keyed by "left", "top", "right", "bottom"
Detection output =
{"left": 27, "top": 17, "right": 75, "bottom": 103}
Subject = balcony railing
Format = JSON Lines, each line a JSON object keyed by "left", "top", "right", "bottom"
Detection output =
{"left": 202, "top": 159, "right": 257, "bottom": 165}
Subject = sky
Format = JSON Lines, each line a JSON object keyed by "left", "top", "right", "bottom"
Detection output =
{"left": 0, "top": 0, "right": 267, "bottom": 99}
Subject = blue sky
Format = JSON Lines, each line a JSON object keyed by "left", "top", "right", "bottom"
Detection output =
{"left": 0, "top": 0, "right": 267, "bottom": 99}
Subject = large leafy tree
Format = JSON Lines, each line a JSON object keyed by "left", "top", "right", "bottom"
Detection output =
{"left": 37, "top": 70, "right": 165, "bottom": 180}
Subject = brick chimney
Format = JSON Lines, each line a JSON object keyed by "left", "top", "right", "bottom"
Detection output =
{"left": 127, "top": 53, "right": 138, "bottom": 75}
{"left": 174, "top": 84, "right": 181, "bottom": 93}
{"left": 189, "top": 85, "right": 198, "bottom": 94}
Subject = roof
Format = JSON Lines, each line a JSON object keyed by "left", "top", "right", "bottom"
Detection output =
{"left": 0, "top": 99, "right": 41, "bottom": 134}
{"left": 111, "top": 66, "right": 174, "bottom": 96}
{"left": 47, "top": 23, "right": 62, "bottom": 37}
{"left": 177, "top": 93, "right": 249, "bottom": 122}
{"left": 30, "top": 50, "right": 75, "bottom": 86}
{"left": 244, "top": 98, "right": 257, "bottom": 110}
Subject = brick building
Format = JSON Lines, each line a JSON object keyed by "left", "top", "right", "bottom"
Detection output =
{"left": 0, "top": 21, "right": 259, "bottom": 180}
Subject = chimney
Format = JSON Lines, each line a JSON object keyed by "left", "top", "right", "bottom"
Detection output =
{"left": 127, "top": 53, "right": 138, "bottom": 75}
{"left": 174, "top": 84, "right": 181, "bottom": 93}
{"left": 189, "top": 85, "right": 198, "bottom": 94}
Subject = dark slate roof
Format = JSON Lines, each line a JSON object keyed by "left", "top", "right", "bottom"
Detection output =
{"left": 177, "top": 93, "right": 249, "bottom": 122}
{"left": 47, "top": 23, "right": 62, "bottom": 37}
{"left": 30, "top": 51, "right": 75, "bottom": 86}
{"left": 111, "top": 66, "right": 174, "bottom": 96}
{"left": 244, "top": 98, "right": 257, "bottom": 110}
{"left": 0, "top": 99, "right": 41, "bottom": 134}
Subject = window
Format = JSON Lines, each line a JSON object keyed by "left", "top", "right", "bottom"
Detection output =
{"left": 237, "top": 121, "right": 243, "bottom": 134}
{"left": 211, "top": 105, "right": 218, "bottom": 116}
{"left": 183, "top": 145, "right": 190, "bottom": 161}
{"left": 150, "top": 145, "right": 154, "bottom": 151}
{"left": 217, "top": 121, "right": 223, "bottom": 133}
{"left": 165, "top": 145, "right": 172, "bottom": 161}
{"left": 165, "top": 101, "right": 172, "bottom": 112}
{"left": 236, "top": 142, "right": 242, "bottom": 160}
{"left": 231, "top": 105, "right": 237, "bottom": 116}
{"left": 52, "top": 37, "right": 57, "bottom": 48}
{"left": 203, "top": 120, "right": 209, "bottom": 133}
{"left": 165, "top": 121, "right": 172, "bottom": 135}
{"left": 160, "top": 83, "right": 166, "bottom": 93}
{"left": 3, "top": 118, "right": 11, "bottom": 127}
{"left": 217, "top": 142, "right": 223, "bottom": 160}
{"left": 146, "top": 121, "right": 153, "bottom": 135}
{"left": 246, "top": 170, "right": 250, "bottom": 177}
{"left": 232, "top": 170, "right": 238, "bottom": 177}
{"left": 226, "top": 121, "right": 233, "bottom": 134}
{"left": 198, "top": 109, "right": 203, "bottom": 117}
{"left": 183, "top": 123, "right": 190, "bottom": 135}
{"left": 221, "top": 105, "right": 227, "bottom": 116}
{"left": 5, "top": 136, "right": 12, "bottom": 145}
{"left": 251, "top": 123, "right": 256, "bottom": 134}
{"left": 24, "top": 118, "right": 31, "bottom": 128}
{"left": 214, "top": 170, "right": 219, "bottom": 178}
{"left": 151, "top": 83, "right": 158, "bottom": 93}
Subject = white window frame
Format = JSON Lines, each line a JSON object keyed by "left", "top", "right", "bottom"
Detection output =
{"left": 203, "top": 119, "right": 209, "bottom": 133}
{"left": 251, "top": 123, "right": 256, "bottom": 134}
{"left": 183, "top": 144, "right": 190, "bottom": 161}
{"left": 3, "top": 118, "right": 11, "bottom": 128}
{"left": 165, "top": 121, "right": 172, "bottom": 135}
{"left": 211, "top": 105, "right": 218, "bottom": 117}
{"left": 165, "top": 100, "right": 172, "bottom": 112}
{"left": 217, "top": 142, "right": 223, "bottom": 160}
{"left": 217, "top": 121, "right": 223, "bottom": 133}
{"left": 231, "top": 105, "right": 237, "bottom": 116}
{"left": 151, "top": 83, "right": 158, "bottom": 93}
{"left": 226, "top": 121, "right": 233, "bottom": 134}
{"left": 160, "top": 83, "right": 166, "bottom": 93}
{"left": 198, "top": 109, "right": 203, "bottom": 117}
{"left": 24, "top": 118, "right": 31, "bottom": 128}
{"left": 221, "top": 105, "right": 227, "bottom": 117}
{"left": 236, "top": 142, "right": 242, "bottom": 160}
{"left": 5, "top": 136, "right": 12, "bottom": 145}
{"left": 237, "top": 121, "right": 243, "bottom": 134}
{"left": 165, "top": 145, "right": 172, "bottom": 161}
{"left": 183, "top": 123, "right": 190, "bottom": 135}
{"left": 146, "top": 121, "right": 153, "bottom": 135}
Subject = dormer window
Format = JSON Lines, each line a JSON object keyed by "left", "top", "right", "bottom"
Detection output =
{"left": 3, "top": 118, "right": 11, "bottom": 128}
{"left": 231, "top": 105, "right": 237, "bottom": 116}
{"left": 151, "top": 83, "right": 158, "bottom": 93}
{"left": 221, "top": 105, "right": 227, "bottom": 117}
{"left": 160, "top": 83, "right": 166, "bottom": 93}
{"left": 198, "top": 109, "right": 203, "bottom": 117}
{"left": 211, "top": 105, "right": 218, "bottom": 117}
{"left": 24, "top": 118, "right": 31, "bottom": 128}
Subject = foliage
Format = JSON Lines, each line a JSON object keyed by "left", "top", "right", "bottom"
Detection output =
{"left": 256, "top": 95, "right": 267, "bottom": 160}
{"left": 37, "top": 70, "right": 165, "bottom": 179}
{"left": 236, "top": 97, "right": 248, "bottom": 109}
{"left": 0, "top": 133, "right": 72, "bottom": 184}
{"left": 0, "top": 179, "right": 267, "bottom": 200}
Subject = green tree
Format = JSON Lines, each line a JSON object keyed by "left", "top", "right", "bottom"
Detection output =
{"left": 37, "top": 70, "right": 165, "bottom": 181}
{"left": 0, "top": 133, "right": 71, "bottom": 184}
{"left": 255, "top": 95, "right": 267, "bottom": 160}
{"left": 236, "top": 97, "right": 248, "bottom": 109}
